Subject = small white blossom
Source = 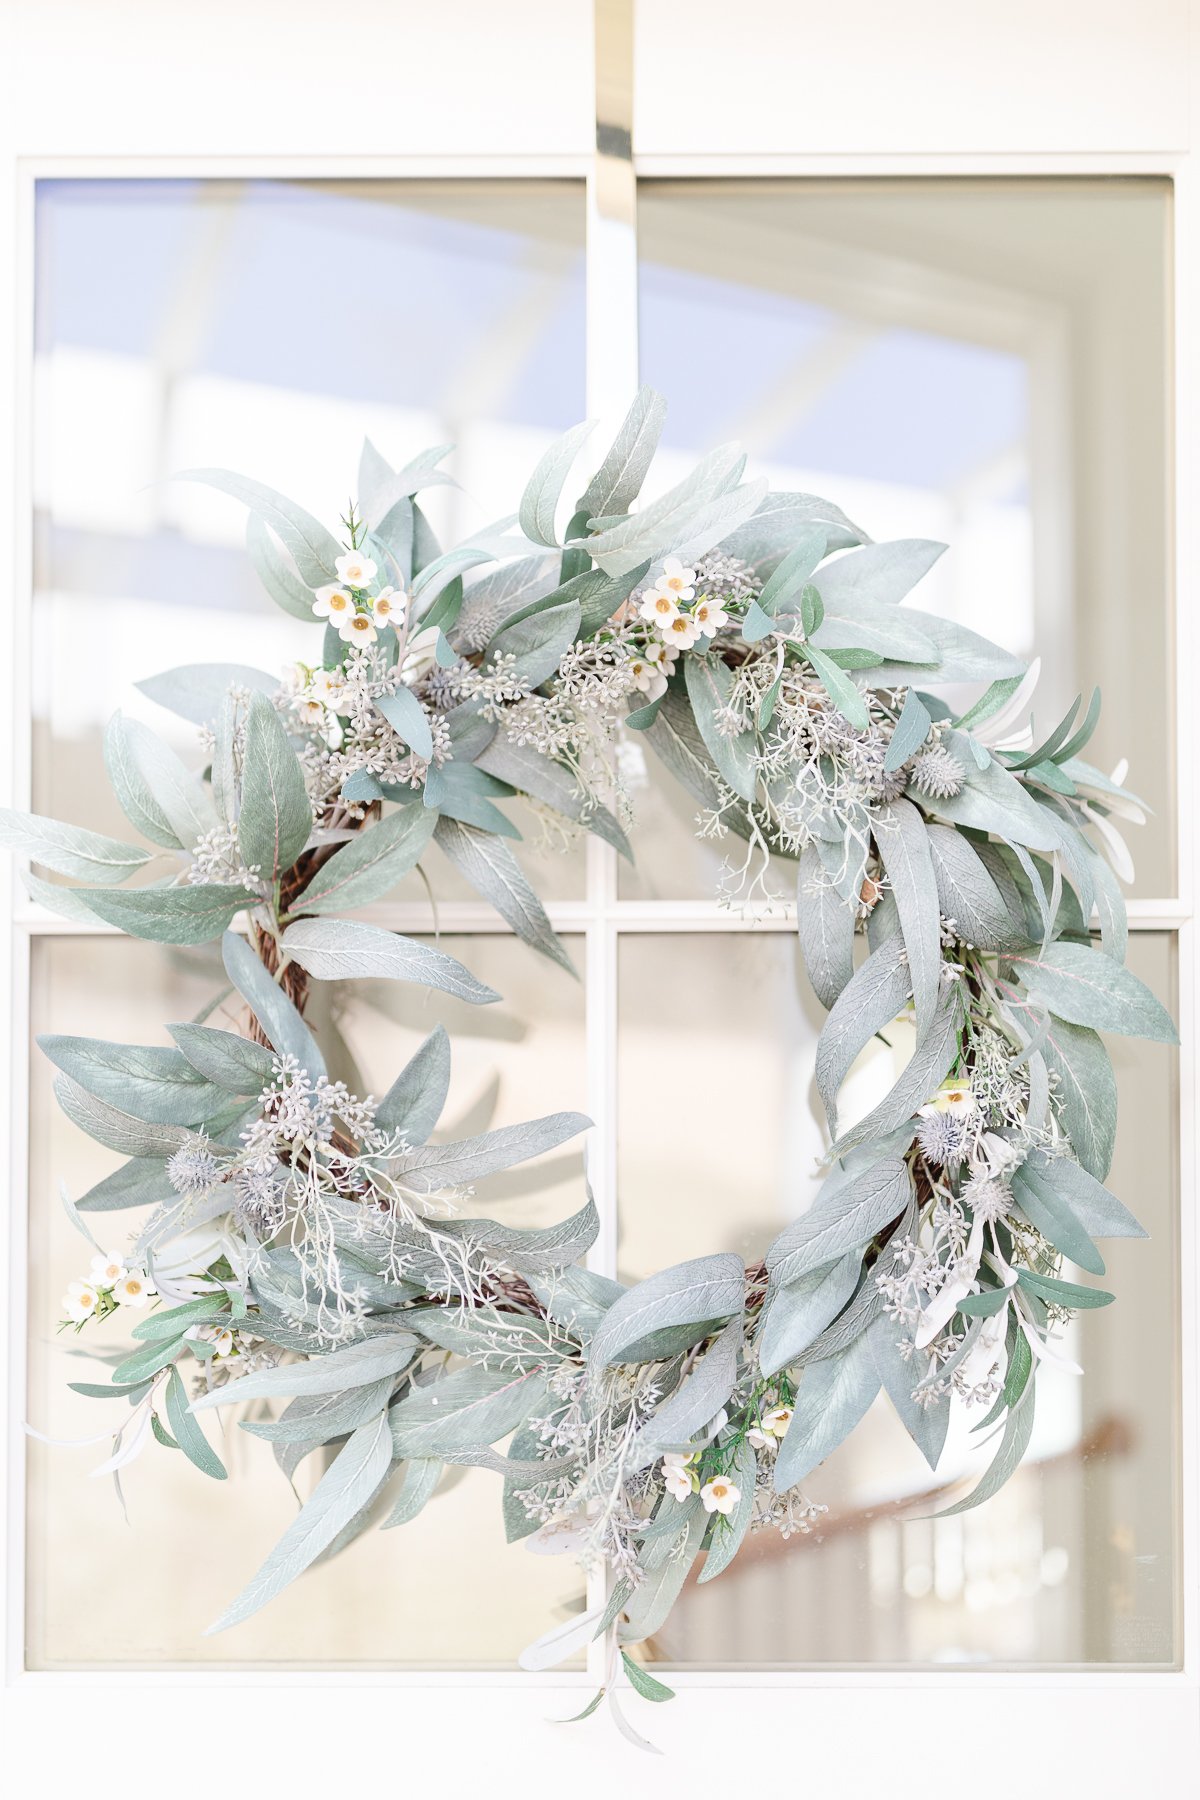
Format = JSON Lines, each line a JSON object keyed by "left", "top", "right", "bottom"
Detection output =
{"left": 761, "top": 1405, "right": 793, "bottom": 1437}
{"left": 311, "top": 667, "right": 352, "bottom": 712}
{"left": 339, "top": 610, "right": 378, "bottom": 648}
{"left": 923, "top": 1080, "right": 976, "bottom": 1118}
{"left": 89, "top": 1251, "right": 127, "bottom": 1288}
{"left": 643, "top": 639, "right": 678, "bottom": 674}
{"left": 656, "top": 557, "right": 697, "bottom": 601}
{"left": 334, "top": 552, "right": 377, "bottom": 589}
{"left": 111, "top": 1270, "right": 156, "bottom": 1309}
{"left": 639, "top": 587, "right": 680, "bottom": 628}
{"left": 661, "top": 611, "right": 701, "bottom": 650}
{"left": 313, "top": 585, "right": 354, "bottom": 623}
{"left": 371, "top": 586, "right": 405, "bottom": 626}
{"left": 691, "top": 594, "right": 728, "bottom": 637}
{"left": 700, "top": 1475, "right": 741, "bottom": 1515}
{"left": 663, "top": 1461, "right": 694, "bottom": 1501}
{"left": 62, "top": 1279, "right": 98, "bottom": 1323}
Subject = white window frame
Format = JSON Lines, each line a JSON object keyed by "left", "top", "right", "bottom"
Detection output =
{"left": 1, "top": 1, "right": 1196, "bottom": 1783}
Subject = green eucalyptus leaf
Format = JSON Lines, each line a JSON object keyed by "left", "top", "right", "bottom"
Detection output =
{"left": 759, "top": 1251, "right": 862, "bottom": 1377}
{"left": 813, "top": 936, "right": 911, "bottom": 1129}
{"left": 873, "top": 799, "right": 941, "bottom": 1038}
{"left": 245, "top": 514, "right": 320, "bottom": 621}
{"left": 222, "top": 930, "right": 325, "bottom": 1079}
{"left": 291, "top": 807, "right": 435, "bottom": 915}
{"left": 136, "top": 662, "right": 277, "bottom": 727}
{"left": 165, "top": 1365, "right": 227, "bottom": 1479}
{"left": 683, "top": 653, "right": 757, "bottom": 802}
{"left": 81, "top": 883, "right": 259, "bottom": 946}
{"left": 206, "top": 1413, "right": 392, "bottom": 1632}
{"left": 37, "top": 1034, "right": 229, "bottom": 1126}
{"left": 191, "top": 1333, "right": 419, "bottom": 1411}
{"left": 1010, "top": 943, "right": 1177, "bottom": 1044}
{"left": 766, "top": 1159, "right": 910, "bottom": 1290}
{"left": 239, "top": 691, "right": 312, "bottom": 880}
{"left": 0, "top": 808, "right": 154, "bottom": 885}
{"left": 773, "top": 1331, "right": 881, "bottom": 1491}
{"left": 281, "top": 917, "right": 499, "bottom": 1005}
{"left": 587, "top": 1254, "right": 744, "bottom": 1370}
{"left": 796, "top": 844, "right": 855, "bottom": 1010}
{"left": 389, "top": 1110, "right": 591, "bottom": 1194}
{"left": 519, "top": 419, "right": 596, "bottom": 547}
{"left": 389, "top": 1366, "right": 547, "bottom": 1458}
{"left": 883, "top": 689, "right": 933, "bottom": 771}
{"left": 801, "top": 641, "right": 869, "bottom": 729}
{"left": 434, "top": 816, "right": 574, "bottom": 975}
{"left": 179, "top": 470, "right": 340, "bottom": 586}
{"left": 168, "top": 1022, "right": 276, "bottom": 1095}
{"left": 579, "top": 387, "right": 667, "bottom": 520}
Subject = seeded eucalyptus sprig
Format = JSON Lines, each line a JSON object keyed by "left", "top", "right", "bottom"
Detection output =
{"left": 3, "top": 389, "right": 1173, "bottom": 1727}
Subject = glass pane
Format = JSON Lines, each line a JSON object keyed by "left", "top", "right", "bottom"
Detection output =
{"left": 26, "top": 933, "right": 586, "bottom": 1668}
{"left": 33, "top": 177, "right": 588, "bottom": 900}
{"left": 627, "top": 178, "right": 1173, "bottom": 902}
{"left": 617, "top": 931, "right": 1179, "bottom": 1666}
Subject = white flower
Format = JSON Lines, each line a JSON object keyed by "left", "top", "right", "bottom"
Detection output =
{"left": 280, "top": 661, "right": 308, "bottom": 694}
{"left": 296, "top": 698, "right": 327, "bottom": 730}
{"left": 627, "top": 656, "right": 668, "bottom": 701}
{"left": 924, "top": 1080, "right": 976, "bottom": 1118}
{"left": 656, "top": 557, "right": 697, "bottom": 602}
{"left": 746, "top": 1427, "right": 775, "bottom": 1452}
{"left": 62, "top": 1279, "right": 98, "bottom": 1323}
{"left": 89, "top": 1251, "right": 127, "bottom": 1288}
{"left": 371, "top": 586, "right": 405, "bottom": 626}
{"left": 312, "top": 584, "right": 354, "bottom": 623}
{"left": 310, "top": 667, "right": 352, "bottom": 713}
{"left": 663, "top": 1461, "right": 694, "bottom": 1501}
{"left": 338, "top": 610, "right": 378, "bottom": 648}
{"left": 111, "top": 1270, "right": 156, "bottom": 1309}
{"left": 660, "top": 611, "right": 701, "bottom": 650}
{"left": 691, "top": 594, "right": 728, "bottom": 637}
{"left": 761, "top": 1405, "right": 793, "bottom": 1438}
{"left": 642, "top": 639, "right": 677, "bottom": 674}
{"left": 699, "top": 1476, "right": 741, "bottom": 1515}
{"left": 334, "top": 551, "right": 377, "bottom": 589}
{"left": 639, "top": 587, "right": 680, "bottom": 628}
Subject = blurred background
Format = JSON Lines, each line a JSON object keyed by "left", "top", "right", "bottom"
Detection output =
{"left": 26, "top": 174, "right": 1180, "bottom": 1669}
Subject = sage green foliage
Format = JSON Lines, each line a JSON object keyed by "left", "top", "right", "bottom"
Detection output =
{"left": 9, "top": 386, "right": 1172, "bottom": 1679}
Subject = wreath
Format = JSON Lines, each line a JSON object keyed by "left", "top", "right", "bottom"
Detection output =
{"left": 7, "top": 389, "right": 1175, "bottom": 1739}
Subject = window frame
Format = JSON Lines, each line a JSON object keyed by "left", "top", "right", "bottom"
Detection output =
{"left": 1, "top": 1, "right": 1196, "bottom": 1781}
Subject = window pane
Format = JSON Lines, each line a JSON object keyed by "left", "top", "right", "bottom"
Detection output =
{"left": 26, "top": 933, "right": 585, "bottom": 1668}
{"left": 626, "top": 178, "right": 1173, "bottom": 902}
{"left": 617, "top": 931, "right": 1179, "bottom": 1666}
{"left": 33, "top": 176, "right": 588, "bottom": 900}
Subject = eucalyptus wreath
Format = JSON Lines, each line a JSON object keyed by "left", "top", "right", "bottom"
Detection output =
{"left": 7, "top": 389, "right": 1175, "bottom": 1737}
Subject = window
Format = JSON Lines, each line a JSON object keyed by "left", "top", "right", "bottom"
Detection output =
{"left": 4, "top": 0, "right": 1196, "bottom": 1776}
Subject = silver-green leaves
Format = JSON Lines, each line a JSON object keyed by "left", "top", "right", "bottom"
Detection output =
{"left": 766, "top": 1159, "right": 910, "bottom": 1290}
{"left": 280, "top": 918, "right": 499, "bottom": 1004}
{"left": 239, "top": 691, "right": 313, "bottom": 880}
{"left": 1010, "top": 943, "right": 1178, "bottom": 1043}
{"left": 291, "top": 806, "right": 435, "bottom": 914}
{"left": 0, "top": 808, "right": 153, "bottom": 884}
{"left": 587, "top": 1254, "right": 745, "bottom": 1369}
{"left": 206, "top": 1412, "right": 392, "bottom": 1632}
